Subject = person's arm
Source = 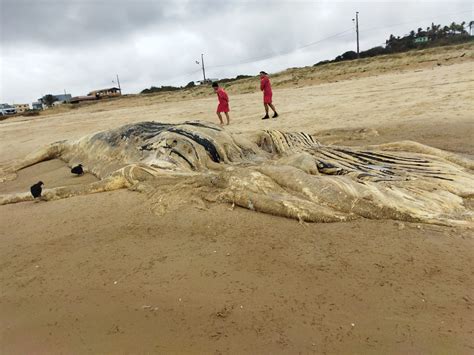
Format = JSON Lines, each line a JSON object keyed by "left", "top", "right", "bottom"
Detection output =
{"left": 260, "top": 78, "right": 265, "bottom": 91}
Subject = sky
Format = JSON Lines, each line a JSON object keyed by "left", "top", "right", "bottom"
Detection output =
{"left": 0, "top": 0, "right": 472, "bottom": 104}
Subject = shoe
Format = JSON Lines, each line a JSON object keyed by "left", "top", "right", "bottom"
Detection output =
{"left": 262, "top": 115, "right": 270, "bottom": 120}
{"left": 272, "top": 112, "right": 278, "bottom": 118}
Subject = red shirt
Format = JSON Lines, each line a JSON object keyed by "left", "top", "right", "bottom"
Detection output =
{"left": 260, "top": 76, "right": 272, "bottom": 95}
{"left": 216, "top": 88, "right": 229, "bottom": 104}
{"left": 216, "top": 87, "right": 230, "bottom": 113}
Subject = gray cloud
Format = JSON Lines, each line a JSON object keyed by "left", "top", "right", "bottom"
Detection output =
{"left": 1, "top": 0, "right": 472, "bottom": 103}
{"left": 2, "top": 1, "right": 173, "bottom": 46}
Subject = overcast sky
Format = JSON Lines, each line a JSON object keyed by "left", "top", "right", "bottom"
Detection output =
{"left": 0, "top": 0, "right": 472, "bottom": 104}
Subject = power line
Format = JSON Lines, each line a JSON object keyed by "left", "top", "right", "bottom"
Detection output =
{"left": 159, "top": 9, "right": 473, "bottom": 84}
{"left": 158, "top": 28, "right": 354, "bottom": 84}
{"left": 205, "top": 9, "right": 472, "bottom": 71}
{"left": 206, "top": 27, "right": 354, "bottom": 69}
{"left": 207, "top": 11, "right": 472, "bottom": 71}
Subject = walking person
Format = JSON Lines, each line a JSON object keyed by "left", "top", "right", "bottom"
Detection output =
{"left": 212, "top": 82, "right": 230, "bottom": 125}
{"left": 260, "top": 71, "right": 278, "bottom": 120}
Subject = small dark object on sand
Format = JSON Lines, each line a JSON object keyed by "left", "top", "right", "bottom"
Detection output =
{"left": 71, "top": 164, "right": 84, "bottom": 175}
{"left": 30, "top": 181, "right": 44, "bottom": 199}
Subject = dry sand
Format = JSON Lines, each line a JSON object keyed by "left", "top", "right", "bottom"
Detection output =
{"left": 1, "top": 45, "right": 473, "bottom": 353}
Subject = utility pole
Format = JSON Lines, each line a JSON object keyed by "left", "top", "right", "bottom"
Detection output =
{"left": 201, "top": 54, "right": 207, "bottom": 83}
{"left": 116, "top": 74, "right": 122, "bottom": 94}
{"left": 355, "top": 11, "right": 360, "bottom": 58}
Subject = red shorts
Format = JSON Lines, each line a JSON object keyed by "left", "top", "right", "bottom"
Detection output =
{"left": 263, "top": 93, "right": 272, "bottom": 104}
{"left": 217, "top": 103, "right": 230, "bottom": 113}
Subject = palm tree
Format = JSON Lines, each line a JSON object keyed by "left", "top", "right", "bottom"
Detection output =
{"left": 449, "top": 22, "right": 457, "bottom": 34}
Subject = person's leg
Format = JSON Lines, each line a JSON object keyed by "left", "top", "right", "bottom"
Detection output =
{"left": 269, "top": 103, "right": 278, "bottom": 117}
{"left": 262, "top": 103, "right": 270, "bottom": 119}
{"left": 217, "top": 112, "right": 224, "bottom": 125}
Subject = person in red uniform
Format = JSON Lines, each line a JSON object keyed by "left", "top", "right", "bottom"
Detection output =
{"left": 212, "top": 82, "right": 230, "bottom": 125}
{"left": 260, "top": 71, "right": 278, "bottom": 120}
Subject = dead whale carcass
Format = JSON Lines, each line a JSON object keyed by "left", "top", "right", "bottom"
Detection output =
{"left": 0, "top": 120, "right": 472, "bottom": 226}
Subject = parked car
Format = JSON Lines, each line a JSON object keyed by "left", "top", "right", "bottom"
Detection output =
{"left": 0, "top": 103, "right": 17, "bottom": 116}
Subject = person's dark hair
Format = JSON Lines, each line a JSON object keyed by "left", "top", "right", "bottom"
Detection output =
{"left": 212, "top": 82, "right": 219, "bottom": 88}
{"left": 259, "top": 71, "right": 267, "bottom": 75}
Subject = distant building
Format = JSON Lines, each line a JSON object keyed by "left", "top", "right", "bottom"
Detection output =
{"left": 70, "top": 95, "right": 100, "bottom": 104}
{"left": 32, "top": 101, "right": 43, "bottom": 110}
{"left": 414, "top": 36, "right": 429, "bottom": 44}
{"left": 14, "top": 103, "right": 30, "bottom": 113}
{"left": 70, "top": 87, "right": 121, "bottom": 105}
{"left": 52, "top": 94, "right": 72, "bottom": 103}
{"left": 87, "top": 87, "right": 121, "bottom": 97}
{"left": 36, "top": 94, "right": 72, "bottom": 109}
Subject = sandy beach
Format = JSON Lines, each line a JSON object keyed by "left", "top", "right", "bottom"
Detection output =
{"left": 1, "top": 44, "right": 473, "bottom": 353}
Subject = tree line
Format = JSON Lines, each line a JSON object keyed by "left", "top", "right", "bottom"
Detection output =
{"left": 140, "top": 75, "right": 252, "bottom": 94}
{"left": 316, "top": 21, "right": 473, "bottom": 65}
